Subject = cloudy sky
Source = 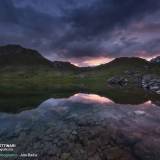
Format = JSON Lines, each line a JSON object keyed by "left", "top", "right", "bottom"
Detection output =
{"left": 0, "top": 0, "right": 160, "bottom": 66}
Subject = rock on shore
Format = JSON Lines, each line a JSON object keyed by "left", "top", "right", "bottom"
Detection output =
{"left": 142, "top": 74, "right": 160, "bottom": 94}
{"left": 107, "top": 76, "right": 128, "bottom": 86}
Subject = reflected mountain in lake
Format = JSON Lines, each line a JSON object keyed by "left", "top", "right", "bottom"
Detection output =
{"left": 0, "top": 93, "right": 160, "bottom": 160}
{"left": 0, "top": 89, "right": 160, "bottom": 113}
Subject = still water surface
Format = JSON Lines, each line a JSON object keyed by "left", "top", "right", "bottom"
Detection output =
{"left": 0, "top": 92, "right": 160, "bottom": 160}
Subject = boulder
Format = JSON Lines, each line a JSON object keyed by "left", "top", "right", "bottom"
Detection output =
{"left": 107, "top": 76, "right": 128, "bottom": 86}
{"left": 142, "top": 74, "right": 160, "bottom": 94}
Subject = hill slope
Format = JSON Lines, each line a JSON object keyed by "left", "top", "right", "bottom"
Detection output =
{"left": 0, "top": 44, "right": 160, "bottom": 93}
{"left": 0, "top": 45, "right": 77, "bottom": 71}
{"left": 94, "top": 57, "right": 151, "bottom": 70}
{"left": 0, "top": 45, "right": 52, "bottom": 67}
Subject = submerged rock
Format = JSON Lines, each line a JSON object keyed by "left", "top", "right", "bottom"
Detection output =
{"left": 1, "top": 94, "right": 160, "bottom": 160}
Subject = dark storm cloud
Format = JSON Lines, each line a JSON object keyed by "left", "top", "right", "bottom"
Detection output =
{"left": 67, "top": 0, "right": 160, "bottom": 38}
{"left": 0, "top": 0, "right": 17, "bottom": 23}
{"left": 0, "top": 0, "right": 67, "bottom": 55}
{"left": 0, "top": 0, "right": 160, "bottom": 63}
{"left": 57, "top": 0, "right": 160, "bottom": 58}
{"left": 0, "top": 0, "right": 64, "bottom": 36}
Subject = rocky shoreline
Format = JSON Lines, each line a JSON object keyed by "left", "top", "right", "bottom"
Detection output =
{"left": 142, "top": 74, "right": 160, "bottom": 94}
{"left": 108, "top": 73, "right": 160, "bottom": 95}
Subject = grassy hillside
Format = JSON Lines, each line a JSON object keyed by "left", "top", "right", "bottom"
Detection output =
{"left": 0, "top": 45, "right": 160, "bottom": 94}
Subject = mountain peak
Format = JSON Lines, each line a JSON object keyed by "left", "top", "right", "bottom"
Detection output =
{"left": 105, "top": 57, "right": 150, "bottom": 66}
{"left": 0, "top": 45, "right": 78, "bottom": 71}
{"left": 112, "top": 57, "right": 148, "bottom": 62}
{"left": 0, "top": 44, "right": 40, "bottom": 56}
{"left": 0, "top": 45, "right": 52, "bottom": 67}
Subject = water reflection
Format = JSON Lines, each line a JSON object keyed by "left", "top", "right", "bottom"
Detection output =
{"left": 0, "top": 89, "right": 160, "bottom": 113}
{"left": 70, "top": 93, "right": 114, "bottom": 104}
{"left": 0, "top": 93, "right": 160, "bottom": 159}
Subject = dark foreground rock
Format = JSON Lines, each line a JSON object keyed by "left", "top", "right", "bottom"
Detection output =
{"left": 0, "top": 94, "right": 160, "bottom": 160}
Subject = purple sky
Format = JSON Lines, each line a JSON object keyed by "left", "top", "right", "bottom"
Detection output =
{"left": 0, "top": 0, "right": 160, "bottom": 66}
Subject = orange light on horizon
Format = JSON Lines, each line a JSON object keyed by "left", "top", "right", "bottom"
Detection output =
{"left": 71, "top": 57, "right": 113, "bottom": 67}
{"left": 138, "top": 50, "right": 160, "bottom": 61}
{"left": 140, "top": 56, "right": 152, "bottom": 61}
{"left": 83, "top": 57, "right": 113, "bottom": 66}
